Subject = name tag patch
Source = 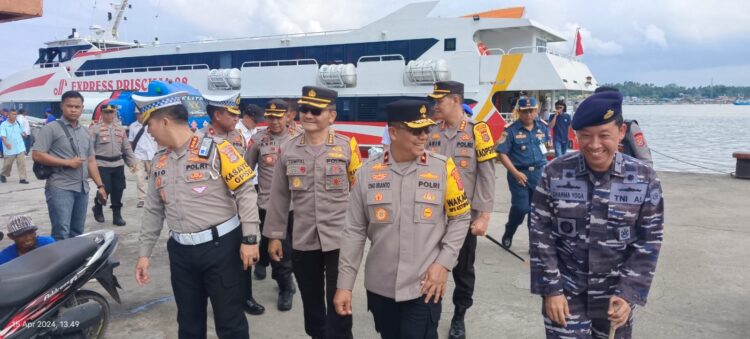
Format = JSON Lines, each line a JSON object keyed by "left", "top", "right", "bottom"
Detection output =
{"left": 551, "top": 179, "right": 588, "bottom": 202}
{"left": 610, "top": 183, "right": 647, "bottom": 205}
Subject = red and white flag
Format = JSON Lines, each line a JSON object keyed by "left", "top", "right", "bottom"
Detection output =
{"left": 574, "top": 28, "right": 584, "bottom": 56}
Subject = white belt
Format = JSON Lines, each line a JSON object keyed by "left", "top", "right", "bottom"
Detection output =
{"left": 170, "top": 215, "right": 240, "bottom": 246}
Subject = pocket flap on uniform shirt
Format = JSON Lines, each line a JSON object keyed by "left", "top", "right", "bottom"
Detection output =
{"left": 286, "top": 164, "right": 307, "bottom": 175}
{"left": 415, "top": 188, "right": 442, "bottom": 205}
{"left": 366, "top": 189, "right": 393, "bottom": 205}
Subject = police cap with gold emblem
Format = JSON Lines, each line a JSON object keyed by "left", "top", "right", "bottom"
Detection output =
{"left": 204, "top": 92, "right": 241, "bottom": 115}
{"left": 571, "top": 90, "right": 623, "bottom": 130}
{"left": 297, "top": 86, "right": 337, "bottom": 109}
{"left": 101, "top": 104, "right": 117, "bottom": 113}
{"left": 387, "top": 99, "right": 436, "bottom": 129}
{"left": 517, "top": 96, "right": 538, "bottom": 110}
{"left": 428, "top": 81, "right": 464, "bottom": 99}
{"left": 132, "top": 81, "right": 188, "bottom": 123}
{"left": 265, "top": 99, "right": 288, "bottom": 118}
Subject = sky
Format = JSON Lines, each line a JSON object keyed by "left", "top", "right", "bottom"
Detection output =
{"left": 1, "top": 0, "right": 749, "bottom": 87}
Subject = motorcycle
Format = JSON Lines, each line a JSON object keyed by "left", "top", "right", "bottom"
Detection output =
{"left": 0, "top": 230, "right": 121, "bottom": 339}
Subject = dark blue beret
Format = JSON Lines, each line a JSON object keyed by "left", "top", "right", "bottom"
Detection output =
{"left": 571, "top": 91, "right": 623, "bottom": 130}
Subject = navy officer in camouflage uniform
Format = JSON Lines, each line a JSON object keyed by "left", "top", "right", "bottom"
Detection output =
{"left": 528, "top": 90, "right": 664, "bottom": 338}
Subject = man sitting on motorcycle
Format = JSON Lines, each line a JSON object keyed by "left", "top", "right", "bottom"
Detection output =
{"left": 0, "top": 215, "right": 55, "bottom": 265}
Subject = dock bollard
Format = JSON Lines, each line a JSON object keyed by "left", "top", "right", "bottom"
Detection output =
{"left": 732, "top": 152, "right": 750, "bottom": 179}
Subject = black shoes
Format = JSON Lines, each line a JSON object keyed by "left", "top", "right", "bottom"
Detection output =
{"left": 244, "top": 297, "right": 266, "bottom": 315}
{"left": 501, "top": 232, "right": 513, "bottom": 249}
{"left": 113, "top": 209, "right": 126, "bottom": 226}
{"left": 448, "top": 317, "right": 466, "bottom": 339}
{"left": 0, "top": 176, "right": 5, "bottom": 183}
{"left": 19, "top": 179, "right": 29, "bottom": 184}
{"left": 254, "top": 265, "right": 267, "bottom": 280}
{"left": 92, "top": 204, "right": 105, "bottom": 223}
{"left": 277, "top": 278, "right": 297, "bottom": 311}
{"left": 449, "top": 308, "right": 467, "bottom": 339}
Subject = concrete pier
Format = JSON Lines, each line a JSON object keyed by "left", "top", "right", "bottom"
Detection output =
{"left": 1, "top": 157, "right": 748, "bottom": 338}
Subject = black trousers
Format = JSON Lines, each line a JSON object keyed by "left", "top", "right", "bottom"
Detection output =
{"left": 292, "top": 249, "right": 352, "bottom": 339}
{"left": 451, "top": 228, "right": 477, "bottom": 310}
{"left": 96, "top": 165, "right": 126, "bottom": 209}
{"left": 167, "top": 226, "right": 249, "bottom": 339}
{"left": 258, "top": 208, "right": 294, "bottom": 280}
{"left": 367, "top": 291, "right": 441, "bottom": 339}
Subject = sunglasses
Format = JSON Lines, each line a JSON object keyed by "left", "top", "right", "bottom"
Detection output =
{"left": 300, "top": 107, "right": 324, "bottom": 116}
{"left": 395, "top": 125, "right": 430, "bottom": 136}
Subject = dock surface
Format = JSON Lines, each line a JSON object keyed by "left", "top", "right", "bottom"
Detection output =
{"left": 1, "top": 158, "right": 748, "bottom": 338}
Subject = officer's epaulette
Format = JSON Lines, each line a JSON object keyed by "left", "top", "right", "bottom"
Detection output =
{"left": 333, "top": 132, "right": 351, "bottom": 142}
{"left": 427, "top": 151, "right": 448, "bottom": 163}
{"left": 363, "top": 152, "right": 386, "bottom": 167}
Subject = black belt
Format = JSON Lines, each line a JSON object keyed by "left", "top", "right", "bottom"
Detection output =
{"left": 96, "top": 155, "right": 123, "bottom": 162}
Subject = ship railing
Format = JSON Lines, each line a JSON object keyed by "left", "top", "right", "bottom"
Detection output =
{"left": 357, "top": 54, "right": 405, "bottom": 64}
{"left": 241, "top": 59, "right": 318, "bottom": 68}
{"left": 73, "top": 63, "right": 209, "bottom": 77}
{"left": 504, "top": 45, "right": 581, "bottom": 61}
{"left": 33, "top": 62, "right": 61, "bottom": 69}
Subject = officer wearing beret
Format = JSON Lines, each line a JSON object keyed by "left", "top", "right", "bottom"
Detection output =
{"left": 496, "top": 96, "right": 551, "bottom": 249}
{"left": 133, "top": 81, "right": 261, "bottom": 339}
{"left": 245, "top": 99, "right": 299, "bottom": 312}
{"left": 334, "top": 100, "right": 471, "bottom": 339}
{"left": 593, "top": 87, "right": 653, "bottom": 166}
{"left": 529, "top": 91, "right": 664, "bottom": 339}
{"left": 426, "top": 80, "right": 497, "bottom": 339}
{"left": 264, "top": 86, "right": 361, "bottom": 339}
{"left": 89, "top": 104, "right": 137, "bottom": 226}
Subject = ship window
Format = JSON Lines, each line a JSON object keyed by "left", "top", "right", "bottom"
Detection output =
{"left": 536, "top": 38, "right": 547, "bottom": 53}
{"left": 444, "top": 38, "right": 456, "bottom": 51}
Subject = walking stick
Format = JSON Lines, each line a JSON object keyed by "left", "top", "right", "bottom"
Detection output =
{"left": 485, "top": 235, "right": 526, "bottom": 263}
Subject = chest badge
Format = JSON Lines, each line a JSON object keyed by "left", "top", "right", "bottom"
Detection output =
{"left": 374, "top": 208, "right": 389, "bottom": 221}
{"left": 292, "top": 177, "right": 302, "bottom": 188}
{"left": 557, "top": 218, "right": 577, "bottom": 237}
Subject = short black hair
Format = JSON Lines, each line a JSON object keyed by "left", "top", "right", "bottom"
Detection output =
{"left": 61, "top": 90, "right": 84, "bottom": 102}
{"left": 554, "top": 100, "right": 567, "bottom": 112}
{"left": 242, "top": 104, "right": 264, "bottom": 121}
{"left": 18, "top": 108, "right": 26, "bottom": 115}
{"left": 149, "top": 105, "right": 189, "bottom": 124}
{"left": 207, "top": 105, "right": 224, "bottom": 121}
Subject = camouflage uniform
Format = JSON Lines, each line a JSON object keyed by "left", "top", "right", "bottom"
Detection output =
{"left": 529, "top": 151, "right": 664, "bottom": 338}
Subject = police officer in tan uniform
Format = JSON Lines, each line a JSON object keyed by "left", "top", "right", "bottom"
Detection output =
{"left": 264, "top": 86, "right": 361, "bottom": 339}
{"left": 427, "top": 81, "right": 497, "bottom": 339}
{"left": 201, "top": 92, "right": 247, "bottom": 151}
{"left": 202, "top": 92, "right": 266, "bottom": 315}
{"left": 245, "top": 99, "right": 299, "bottom": 312}
{"left": 334, "top": 100, "right": 472, "bottom": 339}
{"left": 90, "top": 104, "right": 136, "bottom": 226}
{"left": 133, "top": 81, "right": 260, "bottom": 339}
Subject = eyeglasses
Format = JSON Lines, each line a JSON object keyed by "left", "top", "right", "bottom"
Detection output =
{"left": 300, "top": 107, "right": 323, "bottom": 116}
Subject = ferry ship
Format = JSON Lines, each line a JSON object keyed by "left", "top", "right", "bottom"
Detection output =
{"left": 0, "top": 1, "right": 597, "bottom": 146}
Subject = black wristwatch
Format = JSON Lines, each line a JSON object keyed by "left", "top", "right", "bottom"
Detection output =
{"left": 241, "top": 235, "right": 258, "bottom": 245}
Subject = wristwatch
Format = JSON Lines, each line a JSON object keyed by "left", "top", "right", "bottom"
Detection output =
{"left": 241, "top": 235, "right": 258, "bottom": 245}
{"left": 97, "top": 184, "right": 105, "bottom": 189}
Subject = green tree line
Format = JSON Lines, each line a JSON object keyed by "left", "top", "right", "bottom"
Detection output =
{"left": 603, "top": 82, "right": 750, "bottom": 99}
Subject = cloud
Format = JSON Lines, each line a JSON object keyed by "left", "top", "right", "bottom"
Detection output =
{"left": 551, "top": 24, "right": 624, "bottom": 56}
{"left": 638, "top": 24, "right": 668, "bottom": 48}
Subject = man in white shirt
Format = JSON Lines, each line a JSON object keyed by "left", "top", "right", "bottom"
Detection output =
{"left": 128, "top": 111, "right": 157, "bottom": 208}
{"left": 17, "top": 109, "right": 31, "bottom": 155}
{"left": 236, "top": 104, "right": 264, "bottom": 186}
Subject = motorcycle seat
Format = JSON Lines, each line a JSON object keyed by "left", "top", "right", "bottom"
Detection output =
{"left": 0, "top": 236, "right": 99, "bottom": 308}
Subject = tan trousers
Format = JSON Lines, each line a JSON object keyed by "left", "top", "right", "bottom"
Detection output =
{"left": 135, "top": 159, "right": 151, "bottom": 202}
{"left": 1, "top": 153, "right": 27, "bottom": 180}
